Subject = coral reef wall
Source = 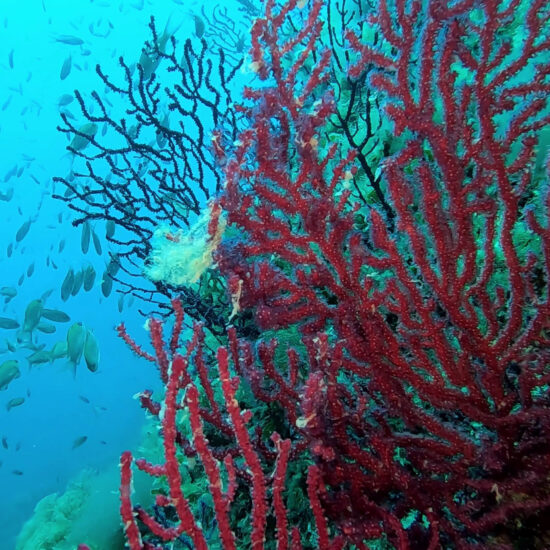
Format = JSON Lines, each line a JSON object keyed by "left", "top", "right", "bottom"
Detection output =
{"left": 115, "top": 0, "right": 550, "bottom": 549}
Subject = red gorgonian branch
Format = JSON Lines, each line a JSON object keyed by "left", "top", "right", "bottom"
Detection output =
{"left": 216, "top": 0, "right": 550, "bottom": 547}
{"left": 115, "top": 0, "right": 550, "bottom": 548}
{"left": 117, "top": 298, "right": 341, "bottom": 549}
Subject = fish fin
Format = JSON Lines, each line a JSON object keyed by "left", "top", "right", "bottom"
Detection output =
{"left": 66, "top": 359, "right": 77, "bottom": 378}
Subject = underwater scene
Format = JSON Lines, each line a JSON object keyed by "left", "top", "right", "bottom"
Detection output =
{"left": 0, "top": 0, "right": 549, "bottom": 548}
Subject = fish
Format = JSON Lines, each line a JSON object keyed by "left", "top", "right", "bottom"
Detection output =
{"left": 22, "top": 299, "right": 43, "bottom": 333}
{"left": 0, "top": 287, "right": 17, "bottom": 298}
{"left": 192, "top": 14, "right": 205, "bottom": 38}
{"left": 61, "top": 269, "right": 75, "bottom": 301}
{"left": 58, "top": 94, "right": 74, "bottom": 107}
{"left": 40, "top": 288, "right": 54, "bottom": 302}
{"left": 54, "top": 34, "right": 84, "bottom": 46}
{"left": 0, "top": 359, "right": 20, "bottom": 390}
{"left": 156, "top": 112, "right": 170, "bottom": 148}
{"left": 78, "top": 395, "right": 90, "bottom": 404}
{"left": 6, "top": 397, "right": 25, "bottom": 411}
{"left": 7, "top": 243, "right": 13, "bottom": 257}
{"left": 58, "top": 239, "right": 66, "bottom": 253}
{"left": 83, "top": 329, "right": 100, "bottom": 372}
{"left": 71, "top": 435, "right": 87, "bottom": 449}
{"left": 8, "top": 49, "right": 14, "bottom": 69}
{"left": 71, "top": 269, "right": 84, "bottom": 296}
{"left": 61, "top": 109, "right": 76, "bottom": 121}
{"left": 42, "top": 309, "right": 70, "bottom": 323}
{"left": 92, "top": 229, "right": 102, "bottom": 255}
{"left": 81, "top": 222, "right": 91, "bottom": 253}
{"left": 105, "top": 220, "right": 115, "bottom": 238}
{"left": 83, "top": 265, "right": 96, "bottom": 291}
{"left": 60, "top": 55, "right": 72, "bottom": 80}
{"left": 138, "top": 49, "right": 159, "bottom": 81}
{"left": 1, "top": 436, "right": 7, "bottom": 449}
{"left": 106, "top": 254, "right": 120, "bottom": 276}
{"left": 36, "top": 322, "right": 56, "bottom": 334}
{"left": 0, "top": 188, "right": 13, "bottom": 201}
{"left": 27, "top": 262, "right": 35, "bottom": 277}
{"left": 138, "top": 163, "right": 148, "bottom": 177}
{"left": 69, "top": 123, "right": 97, "bottom": 152}
{"left": 12, "top": 470, "right": 23, "bottom": 476}
{"left": 0, "top": 317, "right": 19, "bottom": 330}
{"left": 66, "top": 322, "right": 86, "bottom": 375}
{"left": 2, "top": 95, "right": 13, "bottom": 112}
{"left": 101, "top": 272, "right": 113, "bottom": 297}
{"left": 117, "top": 294, "right": 124, "bottom": 313}
{"left": 27, "top": 350, "right": 52, "bottom": 367}
{"left": 15, "top": 219, "right": 31, "bottom": 242}
{"left": 50, "top": 341, "right": 68, "bottom": 361}
{"left": 138, "top": 14, "right": 182, "bottom": 80}
{"left": 3, "top": 164, "right": 17, "bottom": 181}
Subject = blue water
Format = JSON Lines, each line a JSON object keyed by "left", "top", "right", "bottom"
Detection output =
{"left": 0, "top": 1, "right": 250, "bottom": 547}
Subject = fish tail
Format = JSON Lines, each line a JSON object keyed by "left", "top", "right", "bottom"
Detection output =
{"left": 66, "top": 359, "right": 77, "bottom": 378}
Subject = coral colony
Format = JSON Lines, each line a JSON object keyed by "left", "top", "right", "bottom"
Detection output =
{"left": 78, "top": 0, "right": 549, "bottom": 548}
